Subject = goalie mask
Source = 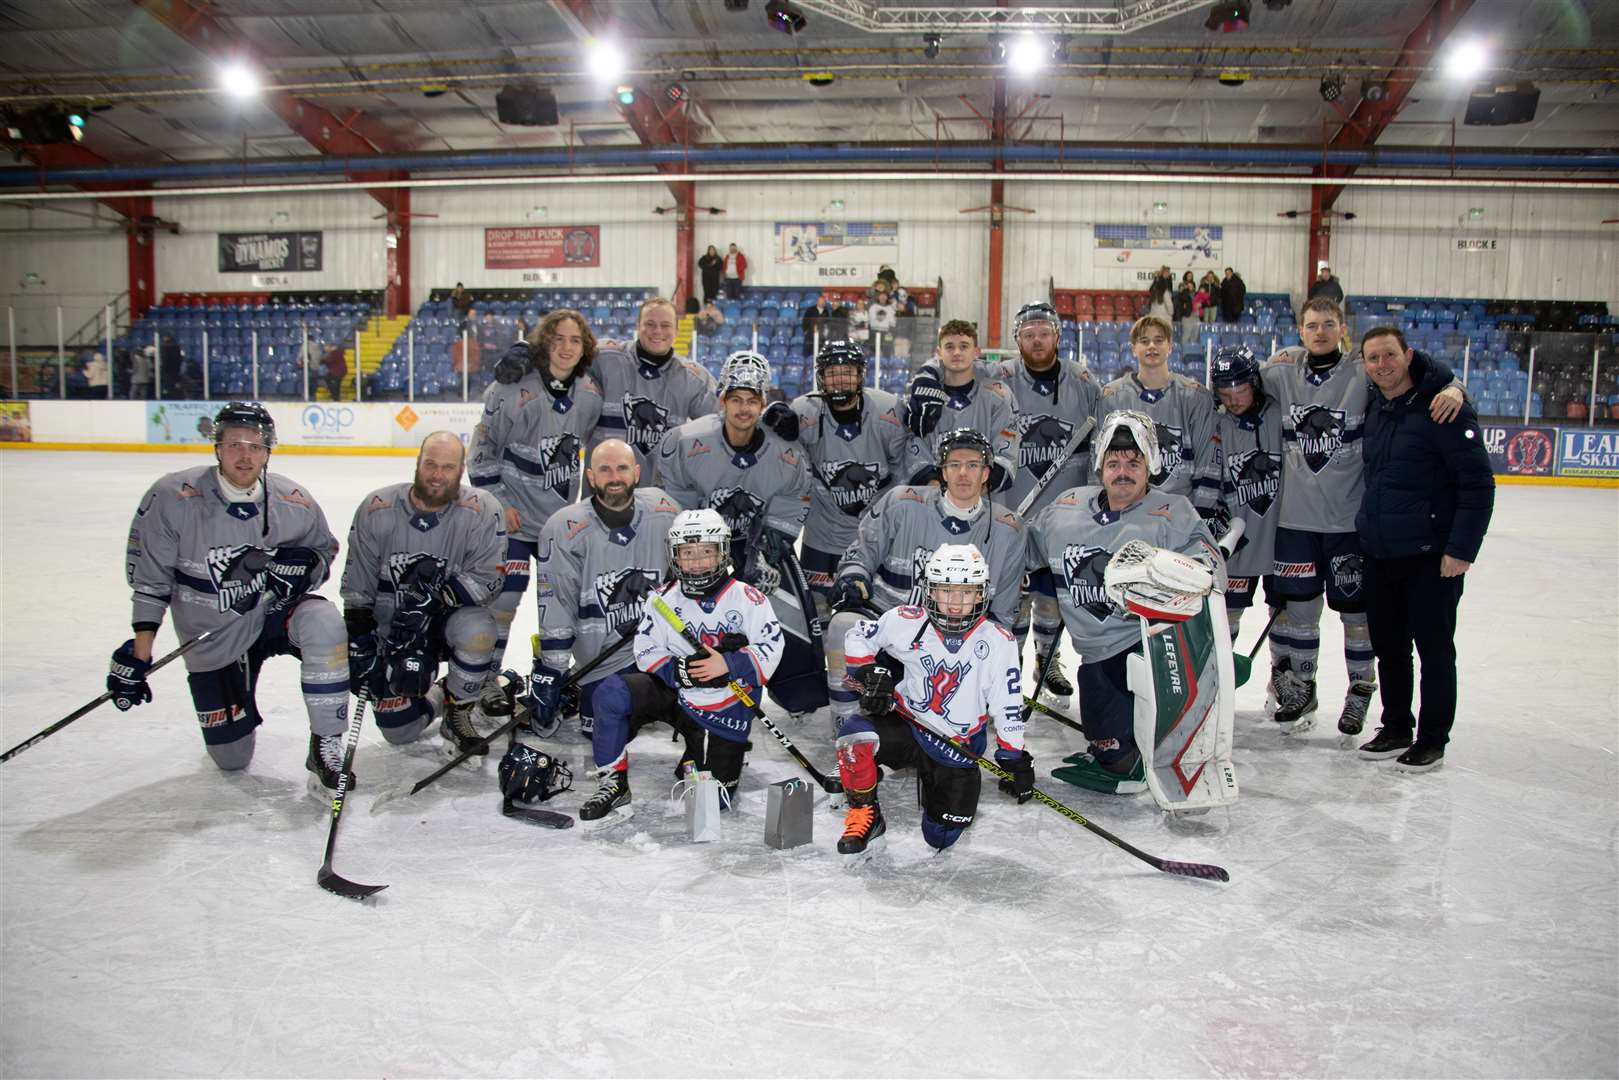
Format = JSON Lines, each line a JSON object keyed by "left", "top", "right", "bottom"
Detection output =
{"left": 1094, "top": 409, "right": 1162, "bottom": 478}
{"left": 667, "top": 508, "right": 732, "bottom": 596}
{"left": 923, "top": 543, "right": 990, "bottom": 637}
{"left": 814, "top": 339, "right": 867, "bottom": 408}
{"left": 719, "top": 350, "right": 771, "bottom": 399}
{"left": 499, "top": 744, "right": 573, "bottom": 804}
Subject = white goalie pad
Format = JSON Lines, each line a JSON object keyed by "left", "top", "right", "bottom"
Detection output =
{"left": 1125, "top": 593, "right": 1238, "bottom": 814}
{"left": 1105, "top": 540, "right": 1215, "bottom": 622}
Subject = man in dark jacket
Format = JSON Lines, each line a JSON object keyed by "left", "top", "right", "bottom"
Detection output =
{"left": 1355, "top": 326, "right": 1495, "bottom": 773}
{"left": 1218, "top": 267, "right": 1247, "bottom": 322}
{"left": 1308, "top": 266, "right": 1345, "bottom": 306}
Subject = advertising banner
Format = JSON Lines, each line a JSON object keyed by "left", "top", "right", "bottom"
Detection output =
{"left": 0, "top": 402, "right": 31, "bottom": 442}
{"left": 484, "top": 226, "right": 600, "bottom": 269}
{"left": 268, "top": 402, "right": 390, "bottom": 448}
{"left": 1556, "top": 427, "right": 1619, "bottom": 478}
{"left": 146, "top": 401, "right": 221, "bottom": 444}
{"left": 1478, "top": 424, "right": 1557, "bottom": 477}
{"left": 218, "top": 231, "right": 323, "bottom": 273}
{"left": 1094, "top": 223, "right": 1223, "bottom": 281}
{"left": 772, "top": 221, "right": 899, "bottom": 282}
{"left": 388, "top": 402, "right": 484, "bottom": 448}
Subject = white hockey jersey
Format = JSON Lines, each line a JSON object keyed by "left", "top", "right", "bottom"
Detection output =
{"left": 636, "top": 579, "right": 785, "bottom": 738}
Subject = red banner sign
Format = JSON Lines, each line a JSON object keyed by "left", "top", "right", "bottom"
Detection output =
{"left": 484, "top": 226, "right": 600, "bottom": 269}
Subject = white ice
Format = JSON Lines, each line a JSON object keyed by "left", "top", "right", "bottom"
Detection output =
{"left": 2, "top": 450, "right": 1615, "bottom": 1079}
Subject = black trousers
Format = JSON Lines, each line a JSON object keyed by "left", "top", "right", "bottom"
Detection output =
{"left": 1364, "top": 554, "right": 1465, "bottom": 749}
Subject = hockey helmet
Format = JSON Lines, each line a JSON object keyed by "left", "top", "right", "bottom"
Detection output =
{"left": 923, "top": 544, "right": 990, "bottom": 636}
{"left": 814, "top": 339, "right": 867, "bottom": 407}
{"left": 1210, "top": 344, "right": 1261, "bottom": 391}
{"left": 1013, "top": 301, "right": 1061, "bottom": 338}
{"left": 499, "top": 743, "right": 574, "bottom": 804}
{"left": 667, "top": 508, "right": 733, "bottom": 595}
{"left": 936, "top": 426, "right": 993, "bottom": 469}
{"left": 212, "top": 401, "right": 275, "bottom": 449}
{"left": 1094, "top": 409, "right": 1162, "bottom": 477}
{"left": 719, "top": 350, "right": 771, "bottom": 399}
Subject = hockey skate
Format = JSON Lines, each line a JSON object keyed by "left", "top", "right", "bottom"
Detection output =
{"left": 1033, "top": 651, "right": 1074, "bottom": 710}
{"left": 305, "top": 732, "right": 356, "bottom": 804}
{"left": 1264, "top": 658, "right": 1289, "bottom": 713}
{"left": 439, "top": 693, "right": 490, "bottom": 762}
{"left": 1272, "top": 671, "right": 1318, "bottom": 734}
{"left": 1051, "top": 753, "right": 1147, "bottom": 796}
{"left": 1337, "top": 681, "right": 1376, "bottom": 737}
{"left": 474, "top": 670, "right": 528, "bottom": 728}
{"left": 578, "top": 767, "right": 631, "bottom": 823}
{"left": 837, "top": 793, "right": 886, "bottom": 863}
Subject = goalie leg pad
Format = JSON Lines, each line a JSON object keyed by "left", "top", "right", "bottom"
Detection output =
{"left": 1129, "top": 594, "right": 1238, "bottom": 813}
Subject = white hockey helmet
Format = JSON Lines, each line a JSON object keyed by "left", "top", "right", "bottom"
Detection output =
{"left": 1094, "top": 408, "right": 1162, "bottom": 477}
{"left": 667, "top": 508, "right": 732, "bottom": 594}
{"left": 923, "top": 543, "right": 990, "bottom": 636}
{"left": 719, "top": 350, "right": 771, "bottom": 398}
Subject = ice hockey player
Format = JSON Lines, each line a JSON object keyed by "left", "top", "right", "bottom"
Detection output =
{"left": 835, "top": 544, "right": 1031, "bottom": 859}
{"left": 759, "top": 338, "right": 906, "bottom": 616}
{"left": 1025, "top": 410, "right": 1225, "bottom": 794}
{"left": 528, "top": 438, "right": 681, "bottom": 737}
{"left": 825, "top": 427, "right": 1027, "bottom": 728}
{"left": 110, "top": 401, "right": 349, "bottom": 800}
{"left": 340, "top": 431, "right": 507, "bottom": 761}
{"left": 1260, "top": 297, "right": 1464, "bottom": 735}
{"left": 577, "top": 509, "right": 784, "bottom": 822}
{"left": 981, "top": 300, "right": 1102, "bottom": 708}
{"left": 1208, "top": 345, "right": 1283, "bottom": 639}
{"left": 1093, "top": 314, "right": 1219, "bottom": 511}
{"left": 898, "top": 318, "right": 1018, "bottom": 492}
{"left": 467, "top": 308, "right": 603, "bottom": 675}
{"left": 588, "top": 297, "right": 716, "bottom": 473}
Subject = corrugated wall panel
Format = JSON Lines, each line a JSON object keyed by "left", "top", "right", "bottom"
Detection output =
{"left": 0, "top": 206, "right": 127, "bottom": 346}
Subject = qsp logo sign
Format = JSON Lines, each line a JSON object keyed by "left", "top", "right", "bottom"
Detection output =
{"left": 301, "top": 404, "right": 357, "bottom": 442}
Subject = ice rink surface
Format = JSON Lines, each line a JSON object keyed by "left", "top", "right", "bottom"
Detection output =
{"left": 1, "top": 450, "right": 1615, "bottom": 1079}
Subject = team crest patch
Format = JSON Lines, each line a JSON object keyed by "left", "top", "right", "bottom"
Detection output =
{"left": 820, "top": 460, "right": 884, "bottom": 514}
{"left": 1290, "top": 404, "right": 1348, "bottom": 474}
{"left": 707, "top": 487, "right": 766, "bottom": 538}
{"left": 594, "top": 567, "right": 661, "bottom": 634}
{"left": 909, "top": 654, "right": 967, "bottom": 717}
{"left": 1152, "top": 422, "right": 1185, "bottom": 483}
{"left": 1228, "top": 448, "right": 1281, "bottom": 516}
{"left": 1330, "top": 554, "right": 1364, "bottom": 598}
{"left": 1017, "top": 414, "right": 1075, "bottom": 479}
{"left": 1060, "top": 544, "right": 1113, "bottom": 620}
{"left": 207, "top": 544, "right": 268, "bottom": 614}
{"left": 622, "top": 395, "right": 671, "bottom": 454}
{"left": 536, "top": 433, "right": 582, "bottom": 500}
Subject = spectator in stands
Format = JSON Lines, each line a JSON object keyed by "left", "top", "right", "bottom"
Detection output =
{"left": 318, "top": 342, "right": 347, "bottom": 401}
{"left": 868, "top": 285, "right": 899, "bottom": 355}
{"left": 1196, "top": 271, "right": 1220, "bottom": 324}
{"left": 723, "top": 243, "right": 747, "bottom": 301}
{"left": 85, "top": 349, "right": 109, "bottom": 398}
{"left": 1147, "top": 265, "right": 1174, "bottom": 325}
{"left": 1175, "top": 271, "right": 1198, "bottom": 346}
{"left": 450, "top": 282, "right": 473, "bottom": 323}
{"left": 694, "top": 298, "right": 725, "bottom": 338}
{"left": 801, "top": 293, "right": 838, "bottom": 355}
{"left": 159, "top": 334, "right": 184, "bottom": 399}
{"left": 875, "top": 264, "right": 899, "bottom": 294}
{"left": 131, "top": 343, "right": 154, "bottom": 400}
{"left": 699, "top": 245, "right": 724, "bottom": 306}
{"left": 1356, "top": 325, "right": 1494, "bottom": 773}
{"left": 1219, "top": 267, "right": 1247, "bottom": 322}
{"left": 1308, "top": 265, "right": 1345, "bottom": 306}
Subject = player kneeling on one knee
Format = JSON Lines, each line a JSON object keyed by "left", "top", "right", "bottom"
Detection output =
{"left": 578, "top": 509, "right": 783, "bottom": 822}
{"left": 835, "top": 544, "right": 1032, "bottom": 858}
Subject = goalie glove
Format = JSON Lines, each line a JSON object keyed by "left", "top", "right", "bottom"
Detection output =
{"left": 1103, "top": 540, "right": 1214, "bottom": 623}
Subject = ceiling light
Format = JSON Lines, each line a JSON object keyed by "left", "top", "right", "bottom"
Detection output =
{"left": 1361, "top": 80, "right": 1386, "bottom": 102}
{"left": 922, "top": 34, "right": 941, "bottom": 60}
{"left": 219, "top": 60, "right": 261, "bottom": 99}
{"left": 664, "top": 83, "right": 687, "bottom": 104}
{"left": 1008, "top": 33, "right": 1045, "bottom": 73}
{"left": 1445, "top": 39, "right": 1489, "bottom": 81}
{"left": 1319, "top": 72, "right": 1345, "bottom": 102}
{"left": 1205, "top": 1, "right": 1251, "bottom": 32}
{"left": 586, "top": 37, "right": 626, "bottom": 83}
{"left": 615, "top": 84, "right": 636, "bottom": 106}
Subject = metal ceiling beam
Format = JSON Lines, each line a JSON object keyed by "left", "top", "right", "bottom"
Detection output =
{"left": 795, "top": 0, "right": 1209, "bottom": 33}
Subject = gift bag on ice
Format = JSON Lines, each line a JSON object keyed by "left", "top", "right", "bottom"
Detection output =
{"left": 674, "top": 769, "right": 724, "bottom": 843}
{"left": 764, "top": 778, "right": 813, "bottom": 850}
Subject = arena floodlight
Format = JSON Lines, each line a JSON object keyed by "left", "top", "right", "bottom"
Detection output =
{"left": 1445, "top": 39, "right": 1489, "bottom": 81}
{"left": 615, "top": 84, "right": 636, "bottom": 106}
{"left": 218, "top": 60, "right": 261, "bottom": 99}
{"left": 922, "top": 34, "right": 941, "bottom": 60}
{"left": 1008, "top": 32, "right": 1045, "bottom": 74}
{"left": 1319, "top": 72, "right": 1344, "bottom": 103}
{"left": 586, "top": 37, "right": 626, "bottom": 83}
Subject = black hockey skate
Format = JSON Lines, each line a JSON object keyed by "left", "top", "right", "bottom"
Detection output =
{"left": 306, "top": 732, "right": 356, "bottom": 803}
{"left": 578, "top": 768, "right": 631, "bottom": 822}
{"left": 439, "top": 694, "right": 489, "bottom": 761}
{"left": 1272, "top": 671, "right": 1318, "bottom": 734}
{"left": 1034, "top": 651, "right": 1074, "bottom": 707}
{"left": 1338, "top": 681, "right": 1375, "bottom": 736}
{"left": 837, "top": 792, "right": 886, "bottom": 861}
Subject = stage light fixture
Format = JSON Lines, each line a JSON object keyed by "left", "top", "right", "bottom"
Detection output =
{"left": 1205, "top": 1, "right": 1250, "bottom": 32}
{"left": 615, "top": 84, "right": 636, "bottom": 106}
{"left": 765, "top": 0, "right": 806, "bottom": 34}
{"left": 922, "top": 34, "right": 941, "bottom": 60}
{"left": 664, "top": 83, "right": 687, "bottom": 104}
{"left": 1362, "top": 80, "right": 1386, "bottom": 103}
{"left": 1319, "top": 72, "right": 1344, "bottom": 102}
{"left": 1008, "top": 33, "right": 1045, "bottom": 73}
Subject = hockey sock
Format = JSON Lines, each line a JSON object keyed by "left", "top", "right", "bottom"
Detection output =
{"left": 290, "top": 601, "right": 350, "bottom": 738}
{"left": 1276, "top": 595, "right": 1323, "bottom": 681}
{"left": 1031, "top": 593, "right": 1062, "bottom": 657}
{"left": 834, "top": 727, "right": 880, "bottom": 793}
{"left": 1341, "top": 610, "right": 1376, "bottom": 685}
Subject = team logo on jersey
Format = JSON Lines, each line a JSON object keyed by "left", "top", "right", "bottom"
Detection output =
{"left": 622, "top": 395, "right": 671, "bottom": 455}
{"left": 387, "top": 551, "right": 449, "bottom": 603}
{"left": 536, "top": 433, "right": 582, "bottom": 500}
{"left": 707, "top": 487, "right": 766, "bottom": 540}
{"left": 1227, "top": 449, "right": 1281, "bottom": 516}
{"left": 1017, "top": 414, "right": 1075, "bottom": 479}
{"left": 906, "top": 545, "right": 935, "bottom": 606}
{"left": 1152, "top": 422, "right": 1186, "bottom": 485}
{"left": 1290, "top": 405, "right": 1347, "bottom": 473}
{"left": 594, "top": 567, "right": 661, "bottom": 635}
{"left": 819, "top": 459, "right": 884, "bottom": 514}
{"left": 206, "top": 544, "right": 268, "bottom": 614}
{"left": 1060, "top": 544, "right": 1114, "bottom": 620}
{"left": 908, "top": 654, "right": 967, "bottom": 717}
{"left": 1329, "top": 554, "right": 1364, "bottom": 598}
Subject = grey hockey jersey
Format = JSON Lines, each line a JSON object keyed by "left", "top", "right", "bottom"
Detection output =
{"left": 532, "top": 487, "right": 682, "bottom": 686}
{"left": 790, "top": 387, "right": 908, "bottom": 557}
{"left": 466, "top": 369, "right": 603, "bottom": 541}
{"left": 897, "top": 375, "right": 1020, "bottom": 493}
{"left": 1211, "top": 397, "right": 1284, "bottom": 580}
{"left": 1094, "top": 372, "right": 1219, "bottom": 510}
{"left": 1027, "top": 485, "right": 1225, "bottom": 664}
{"left": 980, "top": 355, "right": 1102, "bottom": 516}
{"left": 589, "top": 344, "right": 717, "bottom": 472}
{"left": 339, "top": 482, "right": 507, "bottom": 631}
{"left": 124, "top": 464, "right": 340, "bottom": 673}
{"left": 836, "top": 484, "right": 1027, "bottom": 628}
{"left": 653, "top": 414, "right": 812, "bottom": 558}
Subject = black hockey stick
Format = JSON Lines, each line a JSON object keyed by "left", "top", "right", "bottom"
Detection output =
{"left": 499, "top": 717, "right": 575, "bottom": 830}
{"left": 2, "top": 631, "right": 213, "bottom": 765}
{"left": 370, "top": 624, "right": 635, "bottom": 811}
{"left": 1019, "top": 632, "right": 1061, "bottom": 728}
{"left": 649, "top": 594, "right": 842, "bottom": 794}
{"left": 768, "top": 531, "right": 826, "bottom": 668}
{"left": 318, "top": 694, "right": 387, "bottom": 900}
{"left": 943, "top": 732, "right": 1229, "bottom": 883}
{"left": 1013, "top": 417, "right": 1097, "bottom": 519}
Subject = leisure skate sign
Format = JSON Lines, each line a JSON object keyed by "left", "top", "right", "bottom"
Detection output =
{"left": 1556, "top": 428, "right": 1619, "bottom": 479}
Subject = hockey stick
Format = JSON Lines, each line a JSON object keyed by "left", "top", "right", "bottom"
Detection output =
{"left": 943, "top": 732, "right": 1230, "bottom": 883}
{"left": 1014, "top": 417, "right": 1097, "bottom": 519}
{"left": 1021, "top": 695, "right": 1086, "bottom": 735}
{"left": 2, "top": 631, "right": 213, "bottom": 765}
{"left": 1019, "top": 633, "right": 1061, "bottom": 728}
{"left": 1233, "top": 604, "right": 1281, "bottom": 688}
{"left": 370, "top": 624, "right": 635, "bottom": 811}
{"left": 649, "top": 593, "right": 842, "bottom": 794}
{"left": 767, "top": 531, "right": 827, "bottom": 668}
{"left": 318, "top": 694, "right": 387, "bottom": 900}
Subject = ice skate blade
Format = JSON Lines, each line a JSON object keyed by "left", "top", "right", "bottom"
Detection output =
{"left": 579, "top": 803, "right": 634, "bottom": 828}
{"left": 839, "top": 833, "right": 886, "bottom": 865}
{"left": 306, "top": 771, "right": 352, "bottom": 807}
{"left": 1037, "top": 688, "right": 1072, "bottom": 712}
{"left": 1275, "top": 712, "right": 1317, "bottom": 736}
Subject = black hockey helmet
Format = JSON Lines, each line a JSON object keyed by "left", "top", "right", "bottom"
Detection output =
{"left": 212, "top": 401, "right": 276, "bottom": 448}
{"left": 937, "top": 426, "right": 993, "bottom": 468}
{"left": 1210, "top": 344, "right": 1260, "bottom": 391}
{"left": 814, "top": 339, "right": 867, "bottom": 407}
{"left": 499, "top": 743, "right": 574, "bottom": 804}
{"left": 1013, "top": 301, "right": 1061, "bottom": 337}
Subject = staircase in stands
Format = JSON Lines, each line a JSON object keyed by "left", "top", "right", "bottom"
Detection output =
{"left": 325, "top": 314, "right": 410, "bottom": 400}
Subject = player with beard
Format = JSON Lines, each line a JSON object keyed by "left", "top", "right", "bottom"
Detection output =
{"left": 468, "top": 308, "right": 603, "bottom": 677}
{"left": 1260, "top": 297, "right": 1464, "bottom": 735}
{"left": 898, "top": 319, "right": 1018, "bottom": 494}
{"left": 1208, "top": 345, "right": 1285, "bottom": 644}
{"left": 980, "top": 301, "right": 1102, "bottom": 708}
{"left": 111, "top": 402, "right": 349, "bottom": 801}
{"left": 529, "top": 439, "right": 681, "bottom": 738}
{"left": 759, "top": 339, "right": 906, "bottom": 616}
{"left": 1025, "top": 410, "right": 1225, "bottom": 795}
{"left": 341, "top": 432, "right": 507, "bottom": 761}
{"left": 586, "top": 298, "right": 716, "bottom": 474}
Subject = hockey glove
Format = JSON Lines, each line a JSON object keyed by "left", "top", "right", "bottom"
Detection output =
{"left": 675, "top": 650, "right": 733, "bottom": 690}
{"left": 493, "top": 341, "right": 534, "bottom": 385}
{"left": 996, "top": 749, "right": 1036, "bottom": 804}
{"left": 904, "top": 364, "right": 948, "bottom": 438}
{"left": 107, "top": 639, "right": 153, "bottom": 711}
{"left": 265, "top": 546, "right": 322, "bottom": 605}
{"left": 1104, "top": 540, "right": 1215, "bottom": 622}
{"left": 828, "top": 575, "right": 871, "bottom": 615}
{"left": 857, "top": 663, "right": 897, "bottom": 717}
{"left": 715, "top": 632, "right": 750, "bottom": 654}
{"left": 526, "top": 661, "right": 565, "bottom": 729}
{"left": 347, "top": 633, "right": 386, "bottom": 698}
{"left": 761, "top": 400, "right": 800, "bottom": 442}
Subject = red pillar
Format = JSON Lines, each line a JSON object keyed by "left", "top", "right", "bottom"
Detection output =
{"left": 986, "top": 76, "right": 1008, "bottom": 347}
{"left": 673, "top": 182, "right": 695, "bottom": 310}
{"left": 385, "top": 187, "right": 411, "bottom": 318}
{"left": 126, "top": 195, "right": 156, "bottom": 318}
